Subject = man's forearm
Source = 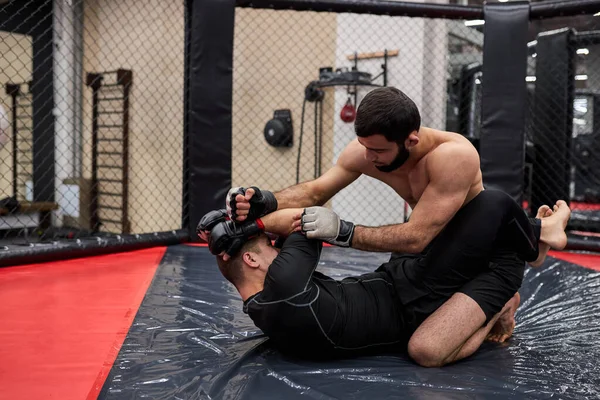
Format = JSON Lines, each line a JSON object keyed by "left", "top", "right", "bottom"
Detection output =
{"left": 351, "top": 223, "right": 429, "bottom": 254}
{"left": 260, "top": 208, "right": 303, "bottom": 236}
{"left": 274, "top": 183, "right": 325, "bottom": 209}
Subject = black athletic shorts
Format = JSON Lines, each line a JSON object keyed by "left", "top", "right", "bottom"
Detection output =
{"left": 380, "top": 190, "right": 540, "bottom": 333}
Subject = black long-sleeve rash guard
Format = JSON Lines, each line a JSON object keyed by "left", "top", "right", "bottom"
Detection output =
{"left": 243, "top": 190, "right": 543, "bottom": 357}
{"left": 243, "top": 233, "right": 406, "bottom": 358}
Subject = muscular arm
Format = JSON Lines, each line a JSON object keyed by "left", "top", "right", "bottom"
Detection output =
{"left": 351, "top": 144, "right": 480, "bottom": 253}
{"left": 275, "top": 164, "right": 360, "bottom": 209}
{"left": 232, "top": 143, "right": 362, "bottom": 221}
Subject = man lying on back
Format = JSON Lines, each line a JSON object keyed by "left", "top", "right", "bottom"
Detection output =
{"left": 199, "top": 190, "right": 570, "bottom": 366}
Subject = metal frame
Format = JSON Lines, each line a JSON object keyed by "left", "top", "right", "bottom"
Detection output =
{"left": 86, "top": 69, "right": 132, "bottom": 235}
{"left": 5, "top": 82, "right": 34, "bottom": 201}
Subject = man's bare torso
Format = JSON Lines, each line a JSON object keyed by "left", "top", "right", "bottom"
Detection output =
{"left": 342, "top": 128, "right": 484, "bottom": 209}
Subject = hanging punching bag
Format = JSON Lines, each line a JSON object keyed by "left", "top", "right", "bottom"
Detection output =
{"left": 340, "top": 96, "right": 356, "bottom": 123}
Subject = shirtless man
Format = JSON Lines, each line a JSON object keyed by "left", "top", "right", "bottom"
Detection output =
{"left": 224, "top": 87, "right": 571, "bottom": 366}
{"left": 228, "top": 87, "right": 484, "bottom": 254}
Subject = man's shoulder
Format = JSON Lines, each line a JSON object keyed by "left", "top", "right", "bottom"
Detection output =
{"left": 425, "top": 138, "right": 481, "bottom": 184}
{"left": 340, "top": 139, "right": 363, "bottom": 159}
{"left": 429, "top": 136, "right": 479, "bottom": 164}
{"left": 338, "top": 139, "right": 369, "bottom": 172}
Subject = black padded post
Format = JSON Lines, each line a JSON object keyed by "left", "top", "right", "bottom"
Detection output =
{"left": 0, "top": 0, "right": 45, "bottom": 34}
{"left": 479, "top": 1, "right": 530, "bottom": 201}
{"left": 458, "top": 63, "right": 482, "bottom": 144}
{"left": 184, "top": 0, "right": 235, "bottom": 238}
{"left": 0, "top": 0, "right": 55, "bottom": 203}
{"left": 31, "top": 11, "right": 55, "bottom": 203}
{"left": 530, "top": 29, "right": 574, "bottom": 215}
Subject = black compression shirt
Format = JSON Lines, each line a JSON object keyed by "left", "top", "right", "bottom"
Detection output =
{"left": 243, "top": 190, "right": 542, "bottom": 357}
{"left": 243, "top": 233, "right": 407, "bottom": 358}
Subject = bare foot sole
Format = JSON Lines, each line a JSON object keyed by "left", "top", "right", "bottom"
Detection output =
{"left": 540, "top": 200, "right": 571, "bottom": 251}
{"left": 486, "top": 292, "right": 520, "bottom": 343}
{"left": 530, "top": 206, "right": 553, "bottom": 268}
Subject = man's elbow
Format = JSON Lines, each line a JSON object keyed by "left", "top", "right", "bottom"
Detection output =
{"left": 404, "top": 235, "right": 431, "bottom": 254}
{"left": 313, "top": 196, "right": 330, "bottom": 206}
{"left": 311, "top": 193, "right": 327, "bottom": 206}
{"left": 309, "top": 187, "right": 331, "bottom": 206}
{"left": 299, "top": 181, "right": 325, "bottom": 206}
{"left": 407, "top": 241, "right": 427, "bottom": 254}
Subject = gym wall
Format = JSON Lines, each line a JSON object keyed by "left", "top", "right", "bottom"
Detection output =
{"left": 81, "top": 0, "right": 185, "bottom": 234}
{"left": 0, "top": 0, "right": 482, "bottom": 241}
{"left": 232, "top": 9, "right": 337, "bottom": 193}
{"left": 331, "top": 14, "right": 448, "bottom": 226}
{"left": 231, "top": 5, "right": 479, "bottom": 227}
{"left": 75, "top": 1, "right": 476, "bottom": 232}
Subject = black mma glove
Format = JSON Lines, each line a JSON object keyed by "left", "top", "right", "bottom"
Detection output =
{"left": 197, "top": 209, "right": 229, "bottom": 234}
{"left": 226, "top": 186, "right": 278, "bottom": 221}
{"left": 301, "top": 206, "right": 355, "bottom": 247}
{"left": 208, "top": 219, "right": 265, "bottom": 257}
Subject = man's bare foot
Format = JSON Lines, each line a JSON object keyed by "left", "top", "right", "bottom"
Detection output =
{"left": 530, "top": 206, "right": 553, "bottom": 268}
{"left": 536, "top": 205, "right": 551, "bottom": 219}
{"left": 486, "top": 292, "right": 520, "bottom": 343}
{"left": 539, "top": 200, "right": 571, "bottom": 250}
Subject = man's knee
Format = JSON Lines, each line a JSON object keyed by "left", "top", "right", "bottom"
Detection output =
{"left": 407, "top": 334, "right": 447, "bottom": 368}
{"left": 477, "top": 189, "right": 513, "bottom": 209}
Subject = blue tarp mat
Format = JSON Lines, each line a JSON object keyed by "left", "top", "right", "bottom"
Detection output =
{"left": 99, "top": 245, "right": 600, "bottom": 400}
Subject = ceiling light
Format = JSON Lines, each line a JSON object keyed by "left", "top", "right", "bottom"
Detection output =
{"left": 464, "top": 20, "right": 485, "bottom": 27}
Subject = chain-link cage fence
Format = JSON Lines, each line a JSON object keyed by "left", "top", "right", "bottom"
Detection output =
{"left": 565, "top": 20, "right": 600, "bottom": 233}
{"left": 2, "top": 0, "right": 599, "bottom": 253}
{"left": 0, "top": 0, "right": 185, "bottom": 245}
{"left": 232, "top": 9, "right": 483, "bottom": 227}
{"left": 433, "top": 9, "right": 600, "bottom": 235}
{"left": 523, "top": 13, "right": 600, "bottom": 232}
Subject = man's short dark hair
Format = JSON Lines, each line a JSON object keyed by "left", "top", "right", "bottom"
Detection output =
{"left": 355, "top": 87, "right": 421, "bottom": 142}
{"left": 215, "top": 236, "right": 261, "bottom": 287}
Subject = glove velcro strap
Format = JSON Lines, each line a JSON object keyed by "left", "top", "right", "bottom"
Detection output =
{"left": 339, "top": 220, "right": 356, "bottom": 247}
{"left": 251, "top": 187, "right": 278, "bottom": 216}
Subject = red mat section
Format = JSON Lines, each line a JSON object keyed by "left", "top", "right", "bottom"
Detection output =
{"left": 571, "top": 201, "right": 600, "bottom": 211}
{"left": 549, "top": 250, "right": 600, "bottom": 272}
{"left": 522, "top": 201, "right": 600, "bottom": 211}
{"left": 0, "top": 247, "right": 166, "bottom": 400}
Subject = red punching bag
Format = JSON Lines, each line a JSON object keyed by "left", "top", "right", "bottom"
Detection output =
{"left": 340, "top": 96, "right": 356, "bottom": 123}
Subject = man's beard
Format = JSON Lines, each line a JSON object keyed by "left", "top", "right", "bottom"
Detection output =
{"left": 376, "top": 144, "right": 410, "bottom": 173}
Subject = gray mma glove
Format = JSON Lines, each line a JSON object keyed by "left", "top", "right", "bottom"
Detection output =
{"left": 301, "top": 206, "right": 356, "bottom": 247}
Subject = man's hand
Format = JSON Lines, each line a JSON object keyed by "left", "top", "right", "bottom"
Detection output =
{"left": 196, "top": 209, "right": 228, "bottom": 242}
{"left": 226, "top": 186, "right": 278, "bottom": 222}
{"left": 297, "top": 206, "right": 356, "bottom": 247}
{"left": 209, "top": 219, "right": 265, "bottom": 258}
